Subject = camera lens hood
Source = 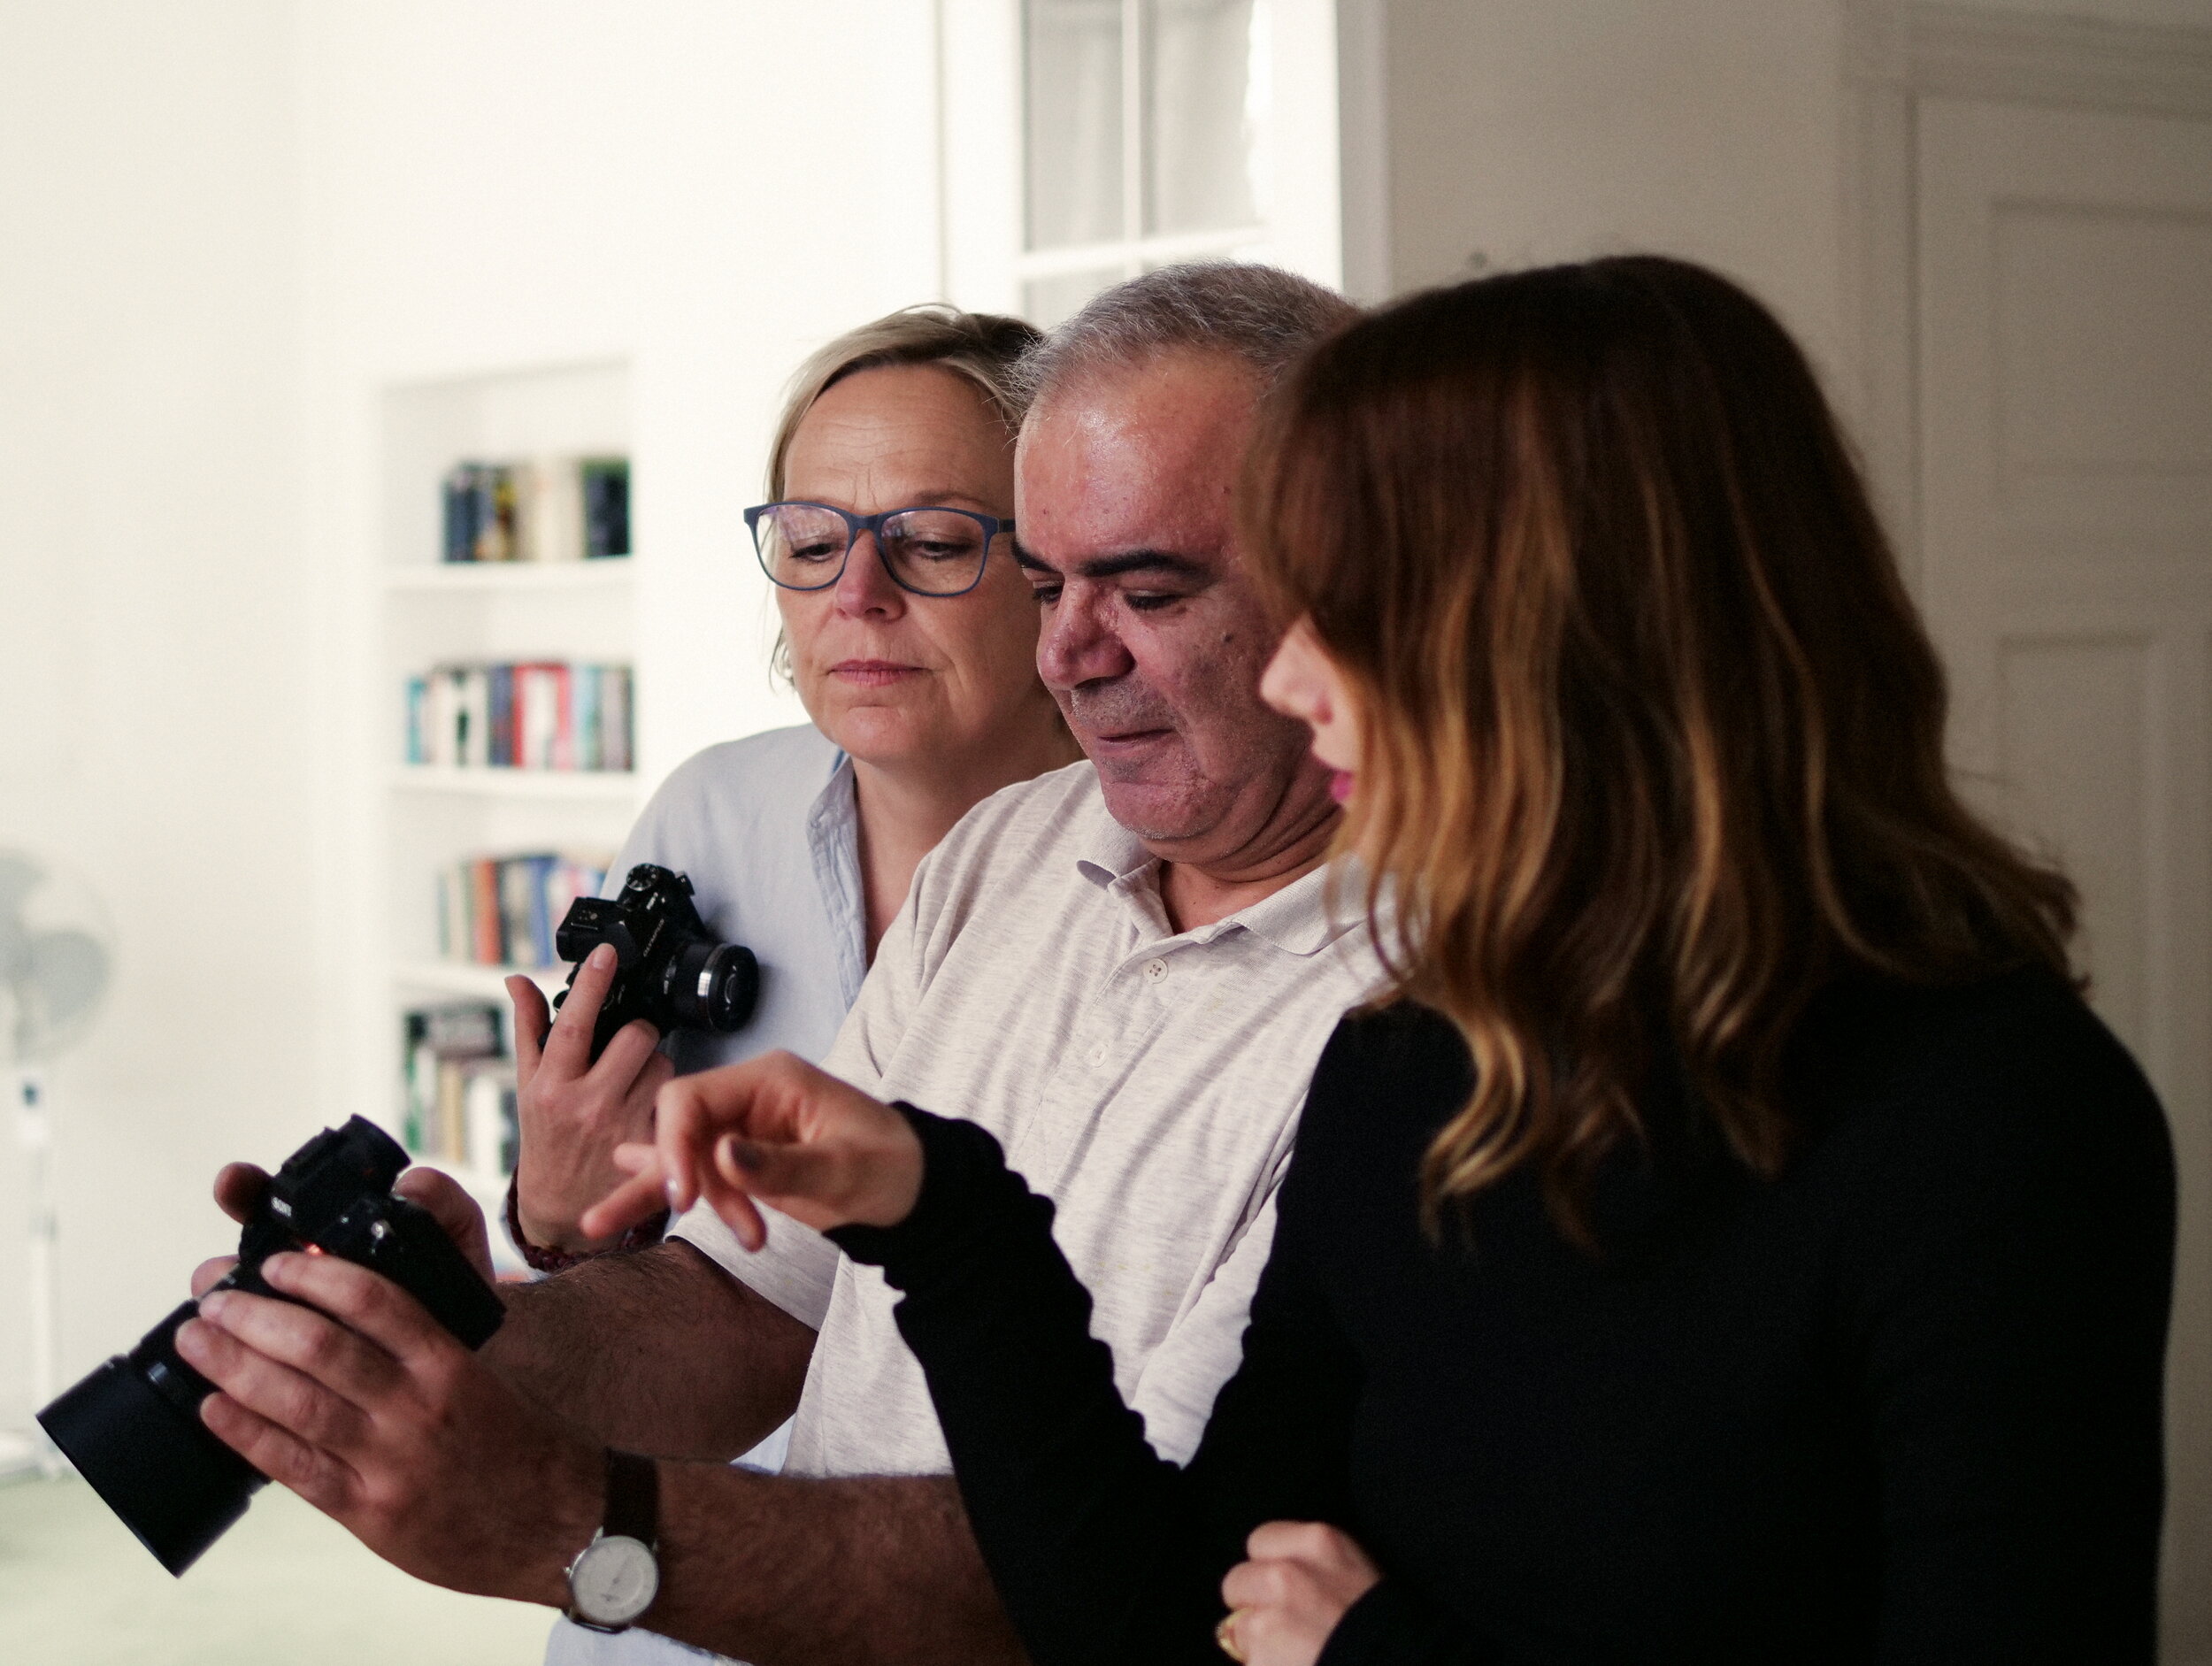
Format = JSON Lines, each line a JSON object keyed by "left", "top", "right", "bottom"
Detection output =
{"left": 38, "top": 1329, "right": 265, "bottom": 1577}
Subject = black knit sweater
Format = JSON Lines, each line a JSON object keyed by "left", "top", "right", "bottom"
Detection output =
{"left": 832, "top": 967, "right": 2175, "bottom": 1664}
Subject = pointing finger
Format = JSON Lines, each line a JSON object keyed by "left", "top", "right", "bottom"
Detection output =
{"left": 578, "top": 1166, "right": 670, "bottom": 1242}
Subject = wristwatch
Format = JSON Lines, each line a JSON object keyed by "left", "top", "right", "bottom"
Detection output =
{"left": 565, "top": 1448, "right": 661, "bottom": 1632}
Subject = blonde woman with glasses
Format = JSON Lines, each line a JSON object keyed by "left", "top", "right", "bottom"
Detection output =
{"left": 505, "top": 306, "right": 1079, "bottom": 1293}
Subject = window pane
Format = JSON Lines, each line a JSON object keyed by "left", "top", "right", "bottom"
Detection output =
{"left": 1146, "top": 0, "right": 1265, "bottom": 236}
{"left": 1025, "top": 0, "right": 1125, "bottom": 251}
{"left": 1022, "top": 265, "right": 1130, "bottom": 328}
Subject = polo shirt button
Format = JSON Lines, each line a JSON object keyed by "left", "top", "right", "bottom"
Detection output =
{"left": 1144, "top": 958, "right": 1169, "bottom": 982}
{"left": 1090, "top": 1043, "right": 1108, "bottom": 1065}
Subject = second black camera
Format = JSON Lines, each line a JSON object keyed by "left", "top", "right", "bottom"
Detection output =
{"left": 554, "top": 863, "right": 758, "bottom": 1057}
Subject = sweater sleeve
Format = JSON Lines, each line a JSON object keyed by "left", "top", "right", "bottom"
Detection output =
{"left": 1318, "top": 1580, "right": 1499, "bottom": 1665}
{"left": 828, "top": 1095, "right": 1364, "bottom": 1666}
{"left": 1840, "top": 991, "right": 2176, "bottom": 1664}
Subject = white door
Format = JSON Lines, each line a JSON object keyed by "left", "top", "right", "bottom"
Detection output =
{"left": 1917, "top": 95, "right": 2212, "bottom": 1658}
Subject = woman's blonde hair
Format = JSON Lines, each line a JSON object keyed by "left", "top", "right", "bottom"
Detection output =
{"left": 764, "top": 304, "right": 1041, "bottom": 681}
{"left": 1244, "top": 256, "right": 2078, "bottom": 1241}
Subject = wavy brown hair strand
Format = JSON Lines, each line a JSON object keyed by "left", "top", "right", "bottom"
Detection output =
{"left": 1244, "top": 257, "right": 2078, "bottom": 1242}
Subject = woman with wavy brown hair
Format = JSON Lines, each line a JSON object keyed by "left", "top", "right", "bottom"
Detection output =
{"left": 588, "top": 257, "right": 2177, "bottom": 1664}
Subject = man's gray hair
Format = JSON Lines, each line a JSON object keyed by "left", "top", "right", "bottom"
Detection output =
{"left": 1018, "top": 262, "right": 1358, "bottom": 411}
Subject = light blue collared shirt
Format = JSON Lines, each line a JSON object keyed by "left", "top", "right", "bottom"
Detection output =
{"left": 546, "top": 722, "right": 864, "bottom": 1666}
{"left": 610, "top": 722, "right": 867, "bottom": 1078}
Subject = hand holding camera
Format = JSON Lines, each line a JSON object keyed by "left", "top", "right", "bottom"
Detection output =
{"left": 509, "top": 864, "right": 759, "bottom": 1252}
{"left": 38, "top": 1117, "right": 507, "bottom": 1575}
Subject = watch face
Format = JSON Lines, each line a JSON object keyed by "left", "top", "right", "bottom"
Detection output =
{"left": 571, "top": 1534, "right": 659, "bottom": 1626}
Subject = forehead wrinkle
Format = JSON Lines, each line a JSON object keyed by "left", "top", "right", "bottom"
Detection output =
{"left": 787, "top": 370, "right": 1014, "bottom": 512}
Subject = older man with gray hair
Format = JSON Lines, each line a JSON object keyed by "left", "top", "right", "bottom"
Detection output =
{"left": 176, "top": 263, "right": 1372, "bottom": 1666}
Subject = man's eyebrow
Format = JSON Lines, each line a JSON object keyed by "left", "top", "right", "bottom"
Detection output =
{"left": 1012, "top": 542, "right": 1210, "bottom": 582}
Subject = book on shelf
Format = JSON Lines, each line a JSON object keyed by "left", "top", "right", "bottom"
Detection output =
{"left": 441, "top": 456, "right": 629, "bottom": 564}
{"left": 402, "top": 1001, "right": 518, "bottom": 1178}
{"left": 403, "top": 662, "right": 633, "bottom": 772}
{"left": 438, "top": 850, "right": 611, "bottom": 967}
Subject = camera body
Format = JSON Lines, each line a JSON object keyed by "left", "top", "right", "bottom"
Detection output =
{"left": 554, "top": 863, "right": 758, "bottom": 1057}
{"left": 37, "top": 1117, "right": 505, "bottom": 1576}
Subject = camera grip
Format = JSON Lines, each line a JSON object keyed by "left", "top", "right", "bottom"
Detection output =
{"left": 362, "top": 1198, "right": 507, "bottom": 1349}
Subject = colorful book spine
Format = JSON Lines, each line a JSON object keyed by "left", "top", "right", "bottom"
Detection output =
{"left": 404, "top": 661, "right": 634, "bottom": 772}
{"left": 580, "top": 458, "right": 630, "bottom": 559}
{"left": 438, "top": 852, "right": 611, "bottom": 968}
{"left": 402, "top": 1000, "right": 512, "bottom": 1172}
{"left": 439, "top": 455, "right": 626, "bottom": 564}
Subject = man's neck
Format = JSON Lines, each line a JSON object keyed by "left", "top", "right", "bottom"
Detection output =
{"left": 1158, "top": 848, "right": 1328, "bottom": 934}
{"left": 1155, "top": 792, "right": 1340, "bottom": 933}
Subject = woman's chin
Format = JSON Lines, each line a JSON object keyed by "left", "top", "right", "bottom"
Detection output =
{"left": 818, "top": 702, "right": 945, "bottom": 770}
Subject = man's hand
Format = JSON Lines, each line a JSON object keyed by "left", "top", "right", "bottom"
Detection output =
{"left": 510, "top": 944, "right": 676, "bottom": 1252}
{"left": 190, "top": 1161, "right": 493, "bottom": 1299}
{"left": 174, "top": 1248, "right": 601, "bottom": 1603}
{"left": 579, "top": 1050, "right": 923, "bottom": 1251}
{"left": 1218, "top": 1522, "right": 1382, "bottom": 1666}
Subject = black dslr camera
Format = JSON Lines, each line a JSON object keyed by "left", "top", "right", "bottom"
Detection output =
{"left": 553, "top": 863, "right": 759, "bottom": 1058}
{"left": 38, "top": 1117, "right": 505, "bottom": 1576}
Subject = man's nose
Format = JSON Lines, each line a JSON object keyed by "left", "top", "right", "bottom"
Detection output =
{"left": 833, "top": 532, "right": 906, "bottom": 618}
{"left": 1035, "top": 588, "right": 1133, "bottom": 692}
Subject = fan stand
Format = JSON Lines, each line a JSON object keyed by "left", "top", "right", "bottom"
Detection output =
{"left": 2, "top": 1067, "right": 62, "bottom": 1480}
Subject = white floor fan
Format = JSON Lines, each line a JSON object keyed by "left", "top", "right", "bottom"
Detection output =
{"left": 0, "top": 848, "right": 112, "bottom": 1480}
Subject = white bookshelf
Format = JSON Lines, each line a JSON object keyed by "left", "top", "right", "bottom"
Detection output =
{"left": 385, "top": 560, "right": 636, "bottom": 595}
{"left": 375, "top": 361, "right": 641, "bottom": 1270}
{"left": 388, "top": 764, "right": 639, "bottom": 802}
{"left": 392, "top": 960, "right": 567, "bottom": 1002}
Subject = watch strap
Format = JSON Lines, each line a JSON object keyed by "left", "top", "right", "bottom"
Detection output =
{"left": 604, "top": 1447, "right": 658, "bottom": 1548}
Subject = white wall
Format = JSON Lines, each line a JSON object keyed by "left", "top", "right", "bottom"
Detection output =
{"left": 1973, "top": 0, "right": 2212, "bottom": 27}
{"left": 296, "top": 0, "right": 941, "bottom": 1131}
{"left": 1372, "top": 0, "right": 1849, "bottom": 374}
{"left": 0, "top": 0, "right": 317, "bottom": 1426}
{"left": 0, "top": 0, "right": 948, "bottom": 1425}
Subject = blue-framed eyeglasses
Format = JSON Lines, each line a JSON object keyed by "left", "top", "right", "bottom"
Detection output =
{"left": 744, "top": 501, "right": 1012, "bottom": 598}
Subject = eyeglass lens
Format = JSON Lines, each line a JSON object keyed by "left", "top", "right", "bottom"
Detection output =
{"left": 755, "top": 505, "right": 991, "bottom": 595}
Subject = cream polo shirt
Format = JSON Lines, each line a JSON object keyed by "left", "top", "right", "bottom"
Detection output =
{"left": 671, "top": 757, "right": 1384, "bottom": 1476}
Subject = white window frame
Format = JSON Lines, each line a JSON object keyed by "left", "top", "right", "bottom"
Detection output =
{"left": 935, "top": 0, "right": 1355, "bottom": 319}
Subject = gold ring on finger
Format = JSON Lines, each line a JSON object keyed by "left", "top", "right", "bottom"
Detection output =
{"left": 1215, "top": 1609, "right": 1249, "bottom": 1662}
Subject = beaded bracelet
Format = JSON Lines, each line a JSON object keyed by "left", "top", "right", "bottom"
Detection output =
{"left": 504, "top": 1170, "right": 671, "bottom": 1274}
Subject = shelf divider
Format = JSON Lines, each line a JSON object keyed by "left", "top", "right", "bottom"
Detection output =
{"left": 389, "top": 764, "right": 637, "bottom": 802}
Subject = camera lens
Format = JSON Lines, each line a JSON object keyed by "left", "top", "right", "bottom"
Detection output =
{"left": 38, "top": 1297, "right": 265, "bottom": 1576}
{"left": 667, "top": 940, "right": 758, "bottom": 1033}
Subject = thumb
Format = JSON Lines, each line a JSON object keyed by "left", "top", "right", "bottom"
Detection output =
{"left": 212, "top": 1163, "right": 270, "bottom": 1226}
{"left": 394, "top": 1165, "right": 495, "bottom": 1283}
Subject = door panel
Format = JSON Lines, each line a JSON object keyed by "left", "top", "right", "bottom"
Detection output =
{"left": 1919, "top": 96, "right": 2212, "bottom": 1658}
{"left": 1996, "top": 632, "right": 2154, "bottom": 1052}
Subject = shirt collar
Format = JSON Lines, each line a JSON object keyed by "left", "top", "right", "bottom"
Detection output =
{"left": 805, "top": 748, "right": 858, "bottom": 841}
{"left": 1071, "top": 786, "right": 1367, "bottom": 960}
